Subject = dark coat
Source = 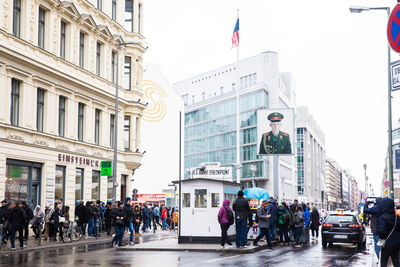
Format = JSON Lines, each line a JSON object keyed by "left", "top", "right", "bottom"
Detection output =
{"left": 24, "top": 206, "right": 33, "bottom": 223}
{"left": 133, "top": 207, "right": 142, "bottom": 223}
{"left": 376, "top": 198, "right": 400, "bottom": 248}
{"left": 111, "top": 207, "right": 126, "bottom": 226}
{"left": 75, "top": 204, "right": 85, "bottom": 222}
{"left": 232, "top": 196, "right": 250, "bottom": 220}
{"left": 83, "top": 204, "right": 93, "bottom": 223}
{"left": 123, "top": 204, "right": 133, "bottom": 224}
{"left": 0, "top": 204, "right": 9, "bottom": 224}
{"left": 50, "top": 207, "right": 61, "bottom": 228}
{"left": 7, "top": 206, "right": 26, "bottom": 231}
{"left": 104, "top": 207, "right": 112, "bottom": 224}
{"left": 364, "top": 197, "right": 383, "bottom": 234}
{"left": 310, "top": 210, "right": 320, "bottom": 230}
{"left": 267, "top": 200, "right": 278, "bottom": 225}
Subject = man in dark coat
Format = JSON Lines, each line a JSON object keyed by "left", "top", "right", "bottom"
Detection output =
{"left": 8, "top": 202, "right": 26, "bottom": 250}
{"left": 376, "top": 198, "right": 400, "bottom": 267}
{"left": 232, "top": 191, "right": 251, "bottom": 248}
{"left": 267, "top": 198, "right": 278, "bottom": 240}
{"left": 364, "top": 197, "right": 383, "bottom": 259}
{"left": 310, "top": 206, "right": 320, "bottom": 240}
{"left": 21, "top": 201, "right": 33, "bottom": 240}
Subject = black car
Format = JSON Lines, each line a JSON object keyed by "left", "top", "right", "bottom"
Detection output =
{"left": 321, "top": 212, "right": 366, "bottom": 249}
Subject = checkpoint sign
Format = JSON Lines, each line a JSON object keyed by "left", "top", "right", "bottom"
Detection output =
{"left": 384, "top": 180, "right": 390, "bottom": 188}
{"left": 100, "top": 161, "right": 112, "bottom": 176}
{"left": 388, "top": 4, "right": 400, "bottom": 53}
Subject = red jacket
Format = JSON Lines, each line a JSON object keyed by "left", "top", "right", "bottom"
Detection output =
{"left": 161, "top": 208, "right": 168, "bottom": 219}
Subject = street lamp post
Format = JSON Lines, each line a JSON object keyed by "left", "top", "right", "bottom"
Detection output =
{"left": 113, "top": 40, "right": 145, "bottom": 204}
{"left": 350, "top": 6, "right": 394, "bottom": 199}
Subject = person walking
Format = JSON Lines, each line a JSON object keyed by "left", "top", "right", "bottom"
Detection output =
{"left": 217, "top": 199, "right": 233, "bottom": 248}
{"left": 161, "top": 207, "right": 168, "bottom": 230}
{"left": 31, "top": 205, "right": 44, "bottom": 239}
{"left": 86, "top": 201, "right": 95, "bottom": 237}
{"left": 111, "top": 201, "right": 126, "bottom": 248}
{"left": 294, "top": 206, "right": 305, "bottom": 248}
{"left": 302, "top": 203, "right": 310, "bottom": 244}
{"left": 7, "top": 202, "right": 26, "bottom": 250}
{"left": 253, "top": 200, "right": 273, "bottom": 249}
{"left": 277, "top": 202, "right": 290, "bottom": 245}
{"left": 377, "top": 198, "right": 400, "bottom": 267}
{"left": 232, "top": 191, "right": 250, "bottom": 248}
{"left": 123, "top": 197, "right": 134, "bottom": 246}
{"left": 133, "top": 205, "right": 142, "bottom": 236}
{"left": 21, "top": 201, "right": 33, "bottom": 241}
{"left": 364, "top": 197, "right": 383, "bottom": 260}
{"left": 141, "top": 203, "right": 149, "bottom": 232}
{"left": 310, "top": 206, "right": 320, "bottom": 241}
{"left": 267, "top": 198, "right": 278, "bottom": 241}
{"left": 104, "top": 202, "right": 112, "bottom": 236}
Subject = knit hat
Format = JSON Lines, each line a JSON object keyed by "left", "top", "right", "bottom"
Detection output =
{"left": 125, "top": 197, "right": 131, "bottom": 202}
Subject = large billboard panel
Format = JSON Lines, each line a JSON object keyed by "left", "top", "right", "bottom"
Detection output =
{"left": 257, "top": 108, "right": 295, "bottom": 156}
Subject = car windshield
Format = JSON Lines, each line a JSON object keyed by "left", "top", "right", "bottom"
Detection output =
{"left": 327, "top": 215, "right": 357, "bottom": 224}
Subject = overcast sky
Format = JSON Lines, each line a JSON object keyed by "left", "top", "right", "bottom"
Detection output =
{"left": 143, "top": 0, "right": 400, "bottom": 195}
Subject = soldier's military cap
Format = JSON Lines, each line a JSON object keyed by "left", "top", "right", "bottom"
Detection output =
{"left": 267, "top": 112, "right": 284, "bottom": 122}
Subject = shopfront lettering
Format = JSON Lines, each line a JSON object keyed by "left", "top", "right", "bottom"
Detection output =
{"left": 58, "top": 153, "right": 100, "bottom": 167}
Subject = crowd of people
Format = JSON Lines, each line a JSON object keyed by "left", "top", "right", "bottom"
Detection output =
{"left": 218, "top": 191, "right": 321, "bottom": 249}
{"left": 0, "top": 197, "right": 178, "bottom": 250}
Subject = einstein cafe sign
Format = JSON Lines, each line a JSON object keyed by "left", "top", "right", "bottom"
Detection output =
{"left": 190, "top": 162, "right": 232, "bottom": 180}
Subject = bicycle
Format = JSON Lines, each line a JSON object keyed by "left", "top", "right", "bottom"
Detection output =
{"left": 62, "top": 219, "right": 83, "bottom": 243}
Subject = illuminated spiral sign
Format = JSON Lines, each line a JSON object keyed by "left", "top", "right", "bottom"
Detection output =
{"left": 142, "top": 80, "right": 168, "bottom": 122}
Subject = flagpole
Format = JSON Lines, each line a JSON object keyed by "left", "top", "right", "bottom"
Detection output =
{"left": 235, "top": 9, "right": 241, "bottom": 184}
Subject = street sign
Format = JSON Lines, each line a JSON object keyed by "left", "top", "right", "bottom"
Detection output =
{"left": 391, "top": 60, "right": 400, "bottom": 91}
{"left": 385, "top": 189, "right": 389, "bottom": 195}
{"left": 388, "top": 4, "right": 400, "bottom": 53}
{"left": 100, "top": 161, "right": 112, "bottom": 176}
{"left": 384, "top": 180, "right": 390, "bottom": 188}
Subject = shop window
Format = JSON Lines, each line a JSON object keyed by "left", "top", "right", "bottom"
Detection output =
{"left": 183, "top": 193, "right": 190, "bottom": 208}
{"left": 76, "top": 168, "right": 83, "bottom": 201}
{"left": 55, "top": 165, "right": 65, "bottom": 201}
{"left": 211, "top": 193, "right": 220, "bottom": 207}
{"left": 92, "top": 170, "right": 100, "bottom": 200}
{"left": 5, "top": 165, "right": 29, "bottom": 203}
{"left": 120, "top": 175, "right": 127, "bottom": 202}
{"left": 195, "top": 189, "right": 207, "bottom": 208}
{"left": 107, "top": 176, "right": 113, "bottom": 200}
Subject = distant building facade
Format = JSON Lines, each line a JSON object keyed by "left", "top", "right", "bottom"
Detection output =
{"left": 325, "top": 159, "right": 342, "bottom": 210}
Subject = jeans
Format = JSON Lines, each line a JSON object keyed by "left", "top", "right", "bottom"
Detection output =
{"left": 268, "top": 223, "right": 276, "bottom": 241}
{"left": 295, "top": 226, "right": 303, "bottom": 245}
{"left": 220, "top": 223, "right": 231, "bottom": 246}
{"left": 373, "top": 234, "right": 381, "bottom": 259}
{"left": 10, "top": 228, "right": 23, "bottom": 248}
{"left": 162, "top": 218, "right": 167, "bottom": 229}
{"left": 304, "top": 226, "right": 310, "bottom": 243}
{"left": 142, "top": 218, "right": 148, "bottom": 231}
{"left": 88, "top": 218, "right": 94, "bottom": 236}
{"left": 254, "top": 227, "right": 272, "bottom": 247}
{"left": 278, "top": 224, "right": 289, "bottom": 243}
{"left": 311, "top": 228, "right": 319, "bottom": 238}
{"left": 235, "top": 218, "right": 247, "bottom": 247}
{"left": 112, "top": 225, "right": 125, "bottom": 244}
{"left": 126, "top": 222, "right": 134, "bottom": 242}
{"left": 134, "top": 222, "right": 140, "bottom": 233}
{"left": 380, "top": 246, "right": 400, "bottom": 267}
{"left": 0, "top": 224, "right": 3, "bottom": 249}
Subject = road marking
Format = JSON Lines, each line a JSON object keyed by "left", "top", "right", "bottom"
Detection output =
{"left": 206, "top": 255, "right": 240, "bottom": 263}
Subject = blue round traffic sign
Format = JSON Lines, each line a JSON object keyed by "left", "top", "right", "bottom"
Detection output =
{"left": 388, "top": 4, "right": 400, "bottom": 53}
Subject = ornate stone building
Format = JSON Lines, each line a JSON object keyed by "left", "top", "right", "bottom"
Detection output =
{"left": 0, "top": 0, "right": 146, "bottom": 209}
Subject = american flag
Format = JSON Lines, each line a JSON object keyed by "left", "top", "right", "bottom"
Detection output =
{"left": 232, "top": 18, "right": 239, "bottom": 48}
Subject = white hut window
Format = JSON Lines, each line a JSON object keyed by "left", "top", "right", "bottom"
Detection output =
{"left": 195, "top": 189, "right": 207, "bottom": 208}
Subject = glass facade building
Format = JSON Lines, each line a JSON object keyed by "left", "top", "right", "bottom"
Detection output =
{"left": 297, "top": 128, "right": 305, "bottom": 195}
{"left": 184, "top": 90, "right": 268, "bottom": 180}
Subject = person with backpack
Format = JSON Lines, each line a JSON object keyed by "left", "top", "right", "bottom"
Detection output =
{"left": 217, "top": 199, "right": 234, "bottom": 248}
{"left": 277, "top": 202, "right": 290, "bottom": 245}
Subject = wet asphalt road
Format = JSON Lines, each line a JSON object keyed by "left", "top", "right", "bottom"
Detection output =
{"left": 0, "top": 234, "right": 375, "bottom": 267}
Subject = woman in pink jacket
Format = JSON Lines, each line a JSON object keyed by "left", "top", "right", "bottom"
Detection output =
{"left": 217, "top": 199, "right": 233, "bottom": 248}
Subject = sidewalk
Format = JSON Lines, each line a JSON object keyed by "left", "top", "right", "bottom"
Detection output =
{"left": 117, "top": 237, "right": 274, "bottom": 254}
{"left": 0, "top": 229, "right": 175, "bottom": 254}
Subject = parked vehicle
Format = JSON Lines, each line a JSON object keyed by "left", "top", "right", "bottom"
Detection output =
{"left": 321, "top": 212, "right": 366, "bottom": 249}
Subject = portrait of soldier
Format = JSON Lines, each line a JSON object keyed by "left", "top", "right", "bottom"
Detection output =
{"left": 259, "top": 112, "right": 292, "bottom": 154}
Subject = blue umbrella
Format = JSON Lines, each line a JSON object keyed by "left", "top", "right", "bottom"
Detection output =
{"left": 244, "top": 187, "right": 269, "bottom": 200}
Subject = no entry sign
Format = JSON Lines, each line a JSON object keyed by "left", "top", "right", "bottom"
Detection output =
{"left": 384, "top": 180, "right": 390, "bottom": 188}
{"left": 388, "top": 4, "right": 400, "bottom": 53}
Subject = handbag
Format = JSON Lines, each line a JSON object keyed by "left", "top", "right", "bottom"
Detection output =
{"left": 377, "top": 215, "right": 398, "bottom": 248}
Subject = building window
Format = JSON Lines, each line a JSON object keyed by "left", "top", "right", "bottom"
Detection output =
{"left": 211, "top": 193, "right": 220, "bottom": 207}
{"left": 36, "top": 88, "right": 45, "bottom": 132}
{"left": 60, "top": 21, "right": 66, "bottom": 59}
{"left": 78, "top": 103, "right": 84, "bottom": 141}
{"left": 75, "top": 168, "right": 84, "bottom": 202}
{"left": 138, "top": 4, "right": 142, "bottom": 34}
{"left": 195, "top": 189, "right": 207, "bottom": 208}
{"left": 96, "top": 42, "right": 101, "bottom": 76}
{"left": 111, "top": 51, "right": 116, "bottom": 83}
{"left": 123, "top": 56, "right": 131, "bottom": 90}
{"left": 112, "top": 0, "right": 117, "bottom": 20}
{"left": 110, "top": 114, "right": 115, "bottom": 148}
{"left": 13, "top": 0, "right": 21, "bottom": 37}
{"left": 38, "top": 7, "right": 45, "bottom": 49}
{"left": 124, "top": 115, "right": 130, "bottom": 150}
{"left": 92, "top": 171, "right": 100, "bottom": 200}
{"left": 94, "top": 109, "right": 100, "bottom": 145}
{"left": 183, "top": 193, "right": 190, "bottom": 208}
{"left": 58, "top": 96, "right": 66, "bottom": 137}
{"left": 55, "top": 166, "right": 65, "bottom": 202}
{"left": 79, "top": 32, "right": 85, "bottom": 68}
{"left": 107, "top": 176, "right": 113, "bottom": 200}
{"left": 125, "top": 0, "right": 133, "bottom": 32}
{"left": 11, "top": 79, "right": 20, "bottom": 126}
{"left": 97, "top": 0, "right": 102, "bottom": 10}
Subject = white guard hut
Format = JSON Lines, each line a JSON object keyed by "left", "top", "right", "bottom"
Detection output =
{"left": 177, "top": 163, "right": 241, "bottom": 243}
